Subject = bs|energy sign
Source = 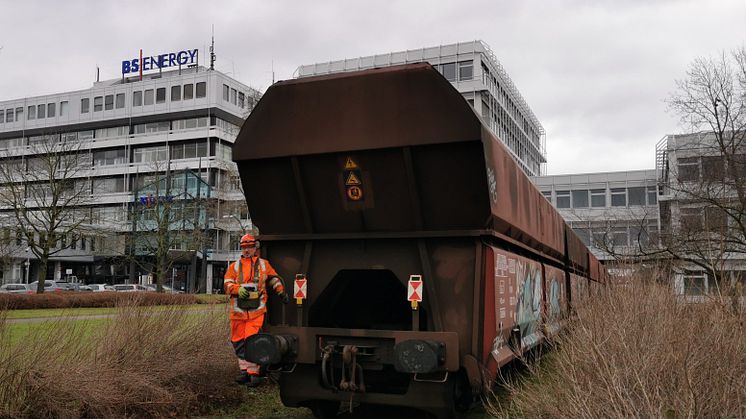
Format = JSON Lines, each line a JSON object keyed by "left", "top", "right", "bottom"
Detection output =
{"left": 122, "top": 48, "right": 199, "bottom": 76}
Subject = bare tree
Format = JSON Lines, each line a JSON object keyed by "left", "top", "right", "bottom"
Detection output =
{"left": 0, "top": 133, "right": 93, "bottom": 292}
{"left": 604, "top": 47, "right": 746, "bottom": 304}
{"left": 127, "top": 161, "right": 213, "bottom": 292}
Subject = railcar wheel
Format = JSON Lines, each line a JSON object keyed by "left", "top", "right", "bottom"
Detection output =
{"left": 310, "top": 401, "right": 340, "bottom": 419}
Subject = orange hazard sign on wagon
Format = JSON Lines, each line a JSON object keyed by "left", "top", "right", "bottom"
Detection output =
{"left": 294, "top": 275, "right": 307, "bottom": 300}
{"left": 408, "top": 275, "right": 423, "bottom": 302}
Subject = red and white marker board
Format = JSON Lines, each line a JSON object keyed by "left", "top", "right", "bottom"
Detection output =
{"left": 408, "top": 275, "right": 423, "bottom": 302}
{"left": 294, "top": 276, "right": 307, "bottom": 300}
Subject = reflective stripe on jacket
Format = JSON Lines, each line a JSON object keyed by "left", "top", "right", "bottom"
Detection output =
{"left": 224, "top": 256, "right": 283, "bottom": 320}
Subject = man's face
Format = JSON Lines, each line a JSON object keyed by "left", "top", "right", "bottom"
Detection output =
{"left": 241, "top": 243, "right": 257, "bottom": 258}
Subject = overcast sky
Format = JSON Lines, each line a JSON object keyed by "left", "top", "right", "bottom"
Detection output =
{"left": 1, "top": 0, "right": 744, "bottom": 175}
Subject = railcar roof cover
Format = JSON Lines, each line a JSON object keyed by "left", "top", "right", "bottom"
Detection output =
{"left": 233, "top": 63, "right": 482, "bottom": 160}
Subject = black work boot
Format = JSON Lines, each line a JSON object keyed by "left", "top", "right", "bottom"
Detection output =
{"left": 235, "top": 371, "right": 250, "bottom": 384}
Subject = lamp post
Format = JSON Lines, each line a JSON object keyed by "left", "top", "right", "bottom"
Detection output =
{"left": 24, "top": 247, "right": 30, "bottom": 284}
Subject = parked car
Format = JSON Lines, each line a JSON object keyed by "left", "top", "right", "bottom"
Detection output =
{"left": 27, "top": 281, "right": 65, "bottom": 293}
{"left": 0, "top": 283, "right": 33, "bottom": 294}
{"left": 88, "top": 284, "right": 113, "bottom": 292}
{"left": 113, "top": 284, "right": 150, "bottom": 292}
{"left": 78, "top": 286, "right": 93, "bottom": 292}
{"left": 144, "top": 284, "right": 183, "bottom": 294}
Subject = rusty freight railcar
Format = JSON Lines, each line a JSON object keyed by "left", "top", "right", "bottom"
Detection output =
{"left": 232, "top": 63, "right": 595, "bottom": 418}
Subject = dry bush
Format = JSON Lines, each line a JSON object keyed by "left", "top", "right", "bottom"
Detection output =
{"left": 0, "top": 297, "right": 240, "bottom": 418}
{"left": 0, "top": 292, "right": 200, "bottom": 310}
{"left": 489, "top": 274, "right": 746, "bottom": 418}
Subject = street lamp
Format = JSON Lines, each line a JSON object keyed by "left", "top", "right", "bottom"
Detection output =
{"left": 24, "top": 247, "right": 30, "bottom": 284}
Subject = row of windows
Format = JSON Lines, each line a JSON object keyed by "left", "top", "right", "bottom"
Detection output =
{"left": 433, "top": 60, "right": 474, "bottom": 82}
{"left": 0, "top": 117, "right": 236, "bottom": 151}
{"left": 677, "top": 154, "right": 746, "bottom": 183}
{"left": 221, "top": 84, "right": 255, "bottom": 109}
{"left": 3, "top": 228, "right": 97, "bottom": 251}
{"left": 82, "top": 82, "right": 207, "bottom": 114}
{"left": 571, "top": 221, "right": 659, "bottom": 249}
{"left": 1, "top": 82, "right": 211, "bottom": 124}
{"left": 543, "top": 186, "right": 658, "bottom": 209}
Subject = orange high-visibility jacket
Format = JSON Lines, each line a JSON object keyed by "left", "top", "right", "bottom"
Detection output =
{"left": 224, "top": 256, "right": 284, "bottom": 320}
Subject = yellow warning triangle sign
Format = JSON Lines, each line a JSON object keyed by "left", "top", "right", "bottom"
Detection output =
{"left": 345, "top": 171, "right": 362, "bottom": 186}
{"left": 344, "top": 157, "right": 358, "bottom": 170}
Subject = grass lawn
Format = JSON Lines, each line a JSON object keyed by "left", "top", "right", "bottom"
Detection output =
{"left": 3, "top": 303, "right": 226, "bottom": 320}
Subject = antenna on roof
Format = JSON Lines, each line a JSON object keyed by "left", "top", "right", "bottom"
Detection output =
{"left": 209, "top": 24, "right": 216, "bottom": 70}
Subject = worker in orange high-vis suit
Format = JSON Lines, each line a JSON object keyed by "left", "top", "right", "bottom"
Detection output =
{"left": 224, "top": 233, "right": 289, "bottom": 386}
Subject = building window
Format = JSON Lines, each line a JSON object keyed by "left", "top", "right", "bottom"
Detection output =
{"left": 36, "top": 104, "right": 45, "bottom": 119}
{"left": 591, "top": 189, "right": 606, "bottom": 207}
{"left": 702, "top": 156, "right": 725, "bottom": 182}
{"left": 647, "top": 186, "right": 657, "bottom": 205}
{"left": 573, "top": 227, "right": 591, "bottom": 246}
{"left": 440, "top": 62, "right": 456, "bottom": 81}
{"left": 238, "top": 92, "right": 245, "bottom": 108}
{"left": 183, "top": 84, "right": 193, "bottom": 100}
{"left": 15, "top": 107, "right": 23, "bottom": 121}
{"left": 680, "top": 207, "right": 703, "bottom": 230}
{"left": 144, "top": 89, "right": 154, "bottom": 105}
{"left": 93, "top": 149, "right": 127, "bottom": 166}
{"left": 133, "top": 121, "right": 170, "bottom": 134}
{"left": 683, "top": 273, "right": 706, "bottom": 295}
{"left": 556, "top": 190, "right": 570, "bottom": 208}
{"left": 678, "top": 157, "right": 699, "bottom": 182}
{"left": 27, "top": 105, "right": 36, "bottom": 120}
{"left": 156, "top": 88, "right": 166, "bottom": 104}
{"left": 458, "top": 60, "right": 473, "bottom": 81}
{"left": 541, "top": 190, "right": 552, "bottom": 202}
{"left": 231, "top": 88, "right": 237, "bottom": 105}
{"left": 115, "top": 93, "right": 125, "bottom": 109}
{"left": 133, "top": 91, "right": 142, "bottom": 106}
{"left": 46, "top": 103, "right": 55, "bottom": 117}
{"left": 0, "top": 110, "right": 4, "bottom": 123}
{"left": 170, "top": 141, "right": 208, "bottom": 160}
{"left": 94, "top": 96, "right": 103, "bottom": 112}
{"left": 612, "top": 225, "right": 628, "bottom": 247}
{"left": 195, "top": 82, "right": 206, "bottom": 98}
{"left": 81, "top": 98, "right": 90, "bottom": 113}
{"left": 133, "top": 145, "right": 168, "bottom": 163}
{"left": 5, "top": 108, "right": 13, "bottom": 122}
{"left": 104, "top": 95, "right": 114, "bottom": 111}
{"left": 611, "top": 188, "right": 626, "bottom": 207}
{"left": 60, "top": 101, "right": 68, "bottom": 116}
{"left": 572, "top": 190, "right": 589, "bottom": 208}
{"left": 93, "top": 177, "right": 125, "bottom": 193}
{"left": 223, "top": 84, "right": 230, "bottom": 101}
{"left": 628, "top": 187, "right": 646, "bottom": 206}
{"left": 171, "top": 85, "right": 181, "bottom": 101}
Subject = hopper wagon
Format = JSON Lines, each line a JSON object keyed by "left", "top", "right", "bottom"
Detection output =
{"left": 232, "top": 63, "right": 603, "bottom": 418}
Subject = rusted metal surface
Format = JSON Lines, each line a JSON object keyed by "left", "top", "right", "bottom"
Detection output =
{"left": 264, "top": 325, "right": 460, "bottom": 371}
{"left": 543, "top": 264, "right": 568, "bottom": 338}
{"left": 565, "top": 224, "right": 590, "bottom": 272}
{"left": 235, "top": 64, "right": 566, "bottom": 260}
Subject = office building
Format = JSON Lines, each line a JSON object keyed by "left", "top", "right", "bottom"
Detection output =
{"left": 296, "top": 40, "right": 547, "bottom": 176}
{"left": 0, "top": 61, "right": 258, "bottom": 292}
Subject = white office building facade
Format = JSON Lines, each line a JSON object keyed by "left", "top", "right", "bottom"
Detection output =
{"left": 0, "top": 67, "right": 257, "bottom": 291}
{"left": 297, "top": 40, "right": 547, "bottom": 176}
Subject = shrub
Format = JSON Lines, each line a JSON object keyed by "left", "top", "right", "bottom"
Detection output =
{"left": 0, "top": 292, "right": 200, "bottom": 310}
{"left": 0, "top": 297, "right": 240, "bottom": 418}
{"left": 489, "top": 277, "right": 746, "bottom": 418}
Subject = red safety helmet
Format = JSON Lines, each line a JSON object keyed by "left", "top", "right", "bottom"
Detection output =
{"left": 240, "top": 233, "right": 259, "bottom": 248}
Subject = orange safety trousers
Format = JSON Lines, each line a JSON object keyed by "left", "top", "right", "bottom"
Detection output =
{"left": 231, "top": 314, "right": 265, "bottom": 375}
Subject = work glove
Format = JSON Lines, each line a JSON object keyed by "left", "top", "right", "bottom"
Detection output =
{"left": 238, "top": 287, "right": 249, "bottom": 299}
{"left": 279, "top": 292, "right": 290, "bottom": 304}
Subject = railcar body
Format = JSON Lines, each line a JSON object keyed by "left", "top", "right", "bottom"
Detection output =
{"left": 232, "top": 63, "right": 602, "bottom": 418}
